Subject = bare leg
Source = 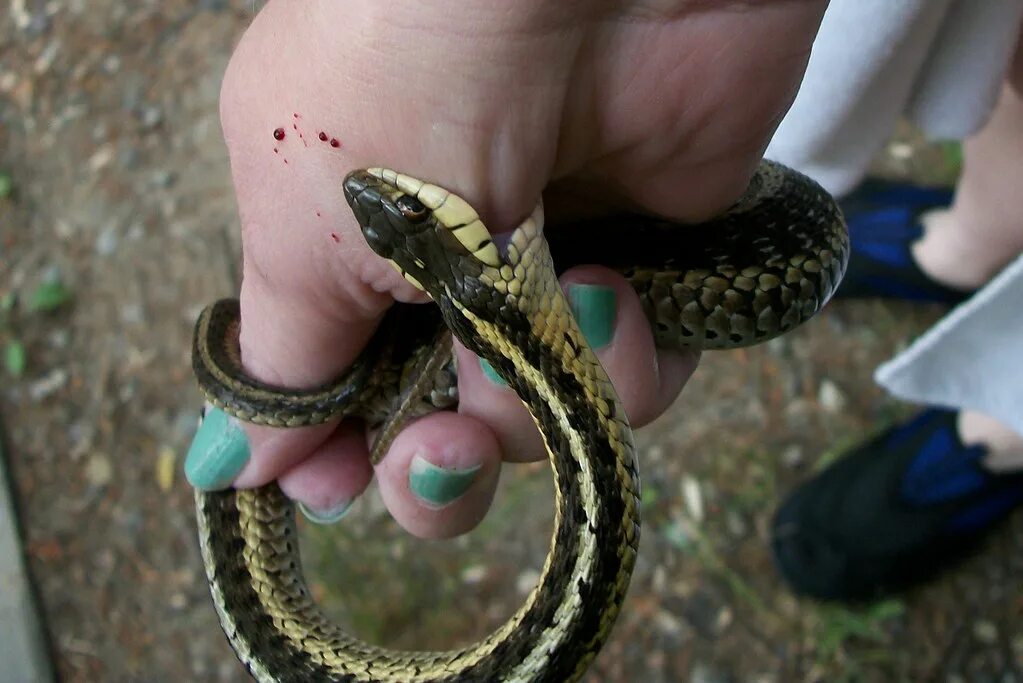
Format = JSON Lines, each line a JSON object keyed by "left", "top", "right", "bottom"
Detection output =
{"left": 960, "top": 411, "right": 1023, "bottom": 470}
{"left": 770, "top": 22, "right": 1023, "bottom": 602}
{"left": 912, "top": 85, "right": 1023, "bottom": 289}
{"left": 910, "top": 30, "right": 1023, "bottom": 464}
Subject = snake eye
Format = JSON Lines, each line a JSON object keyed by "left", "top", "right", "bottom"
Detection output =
{"left": 395, "top": 195, "right": 429, "bottom": 223}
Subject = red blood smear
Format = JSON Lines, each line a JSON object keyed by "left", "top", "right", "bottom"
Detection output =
{"left": 318, "top": 132, "right": 328, "bottom": 142}
{"left": 284, "top": 159, "right": 289, "bottom": 164}
{"left": 330, "top": 233, "right": 340, "bottom": 243}
{"left": 293, "top": 112, "right": 301, "bottom": 119}
{"left": 273, "top": 148, "right": 279, "bottom": 154}
{"left": 293, "top": 123, "right": 298, "bottom": 130}
{"left": 330, "top": 138, "right": 341, "bottom": 148}
{"left": 273, "top": 128, "right": 286, "bottom": 140}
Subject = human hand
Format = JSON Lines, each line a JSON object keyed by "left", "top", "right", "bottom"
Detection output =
{"left": 185, "top": 0, "right": 827, "bottom": 537}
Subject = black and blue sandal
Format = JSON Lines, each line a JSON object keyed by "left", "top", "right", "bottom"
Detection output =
{"left": 834, "top": 180, "right": 975, "bottom": 304}
{"left": 771, "top": 409, "right": 1023, "bottom": 601}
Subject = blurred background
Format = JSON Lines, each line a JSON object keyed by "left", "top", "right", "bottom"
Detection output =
{"left": 1, "top": 2, "right": 1020, "bottom": 681}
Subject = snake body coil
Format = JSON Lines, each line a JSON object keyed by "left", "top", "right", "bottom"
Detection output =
{"left": 192, "top": 161, "right": 847, "bottom": 682}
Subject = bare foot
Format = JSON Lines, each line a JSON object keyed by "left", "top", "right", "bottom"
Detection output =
{"left": 958, "top": 410, "right": 1023, "bottom": 472}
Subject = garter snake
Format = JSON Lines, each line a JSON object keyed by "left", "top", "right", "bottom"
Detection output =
{"left": 192, "top": 160, "right": 848, "bottom": 682}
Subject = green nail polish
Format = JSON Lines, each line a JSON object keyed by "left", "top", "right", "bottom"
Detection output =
{"left": 408, "top": 455, "right": 480, "bottom": 508}
{"left": 184, "top": 406, "right": 250, "bottom": 490}
{"left": 480, "top": 358, "right": 507, "bottom": 386}
{"left": 298, "top": 500, "right": 354, "bottom": 525}
{"left": 569, "top": 284, "right": 616, "bottom": 349}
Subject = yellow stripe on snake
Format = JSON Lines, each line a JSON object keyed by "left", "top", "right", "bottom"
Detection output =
{"left": 191, "top": 160, "right": 848, "bottom": 682}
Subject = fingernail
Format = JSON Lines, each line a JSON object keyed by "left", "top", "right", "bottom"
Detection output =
{"left": 480, "top": 358, "right": 507, "bottom": 386}
{"left": 184, "top": 406, "right": 250, "bottom": 490}
{"left": 408, "top": 455, "right": 481, "bottom": 508}
{"left": 298, "top": 500, "right": 354, "bottom": 525}
{"left": 569, "top": 284, "right": 616, "bottom": 349}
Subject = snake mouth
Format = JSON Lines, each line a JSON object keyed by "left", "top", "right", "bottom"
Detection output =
{"left": 344, "top": 168, "right": 498, "bottom": 296}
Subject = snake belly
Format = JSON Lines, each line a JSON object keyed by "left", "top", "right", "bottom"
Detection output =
{"left": 192, "top": 160, "right": 847, "bottom": 682}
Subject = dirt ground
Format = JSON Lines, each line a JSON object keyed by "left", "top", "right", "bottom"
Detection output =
{"left": 2, "top": 3, "right": 1021, "bottom": 682}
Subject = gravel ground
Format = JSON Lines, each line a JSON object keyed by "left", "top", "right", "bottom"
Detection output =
{"left": 1, "top": 3, "right": 1020, "bottom": 682}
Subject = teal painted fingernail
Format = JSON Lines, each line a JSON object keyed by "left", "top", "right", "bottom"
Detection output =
{"left": 409, "top": 455, "right": 481, "bottom": 508}
{"left": 569, "top": 284, "right": 616, "bottom": 349}
{"left": 184, "top": 406, "right": 250, "bottom": 490}
{"left": 298, "top": 500, "right": 354, "bottom": 525}
{"left": 480, "top": 358, "right": 507, "bottom": 386}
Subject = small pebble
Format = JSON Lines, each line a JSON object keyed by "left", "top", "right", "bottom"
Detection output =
{"left": 781, "top": 444, "right": 805, "bottom": 469}
{"left": 55, "top": 219, "right": 75, "bottom": 238}
{"left": 818, "top": 378, "right": 847, "bottom": 413}
{"left": 725, "top": 509, "right": 747, "bottom": 538}
{"left": 139, "top": 105, "right": 163, "bottom": 129}
{"left": 972, "top": 619, "right": 999, "bottom": 645}
{"left": 88, "top": 144, "right": 115, "bottom": 172}
{"left": 690, "top": 663, "right": 732, "bottom": 683}
{"left": 120, "top": 303, "right": 143, "bottom": 325}
{"left": 48, "top": 329, "right": 70, "bottom": 349}
{"left": 95, "top": 226, "right": 118, "bottom": 255}
{"left": 653, "top": 609, "right": 684, "bottom": 637}
{"left": 461, "top": 565, "right": 486, "bottom": 585}
{"left": 11, "top": 0, "right": 30, "bottom": 29}
{"left": 102, "top": 54, "right": 121, "bottom": 74}
{"left": 33, "top": 41, "right": 59, "bottom": 75}
{"left": 889, "top": 141, "right": 914, "bottom": 160}
{"left": 28, "top": 368, "right": 68, "bottom": 401}
{"left": 84, "top": 453, "right": 113, "bottom": 487}
{"left": 0, "top": 71, "right": 18, "bottom": 93}
{"left": 150, "top": 170, "right": 176, "bottom": 188}
{"left": 766, "top": 336, "right": 789, "bottom": 356}
{"left": 681, "top": 475, "right": 704, "bottom": 523}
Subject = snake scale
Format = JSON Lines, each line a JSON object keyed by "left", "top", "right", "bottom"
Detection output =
{"left": 192, "top": 160, "right": 848, "bottom": 682}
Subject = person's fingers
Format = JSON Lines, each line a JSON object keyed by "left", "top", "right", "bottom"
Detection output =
{"left": 561, "top": 265, "right": 699, "bottom": 428}
{"left": 225, "top": 279, "right": 381, "bottom": 489}
{"left": 453, "top": 265, "right": 700, "bottom": 465}
{"left": 451, "top": 332, "right": 547, "bottom": 464}
{"left": 202, "top": 20, "right": 424, "bottom": 499}
{"left": 277, "top": 421, "right": 375, "bottom": 523}
{"left": 374, "top": 411, "right": 502, "bottom": 539}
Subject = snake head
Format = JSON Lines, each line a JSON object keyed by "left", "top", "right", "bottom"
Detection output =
{"left": 343, "top": 168, "right": 505, "bottom": 299}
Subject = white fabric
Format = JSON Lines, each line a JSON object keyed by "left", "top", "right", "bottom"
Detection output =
{"left": 767, "top": 0, "right": 1023, "bottom": 196}
{"left": 766, "top": 0, "right": 1023, "bottom": 437}
{"left": 875, "top": 254, "right": 1023, "bottom": 435}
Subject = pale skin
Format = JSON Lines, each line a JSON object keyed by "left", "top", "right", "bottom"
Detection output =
{"left": 218, "top": 0, "right": 830, "bottom": 537}
{"left": 912, "top": 29, "right": 1023, "bottom": 465}
{"left": 219, "top": 1, "right": 1023, "bottom": 539}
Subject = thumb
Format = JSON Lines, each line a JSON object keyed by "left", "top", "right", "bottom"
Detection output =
{"left": 185, "top": 113, "right": 398, "bottom": 498}
{"left": 228, "top": 275, "right": 382, "bottom": 489}
{"left": 184, "top": 258, "right": 387, "bottom": 506}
